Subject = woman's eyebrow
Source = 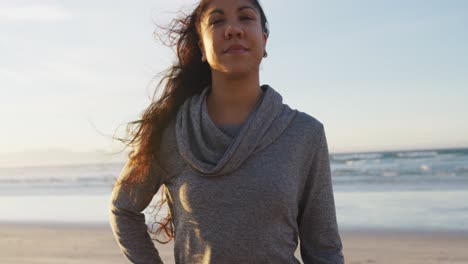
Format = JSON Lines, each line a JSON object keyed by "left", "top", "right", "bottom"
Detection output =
{"left": 238, "top": 6, "right": 257, "bottom": 14}
{"left": 207, "top": 5, "right": 258, "bottom": 16}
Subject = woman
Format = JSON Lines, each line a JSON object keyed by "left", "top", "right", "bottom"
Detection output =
{"left": 110, "top": 0, "right": 344, "bottom": 263}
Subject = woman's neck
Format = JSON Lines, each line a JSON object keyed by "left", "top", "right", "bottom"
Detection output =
{"left": 206, "top": 72, "right": 263, "bottom": 125}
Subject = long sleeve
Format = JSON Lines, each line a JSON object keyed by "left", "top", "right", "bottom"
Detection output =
{"left": 297, "top": 126, "right": 344, "bottom": 264}
{"left": 109, "top": 159, "right": 165, "bottom": 264}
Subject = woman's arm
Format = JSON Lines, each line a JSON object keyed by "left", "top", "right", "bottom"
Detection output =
{"left": 109, "top": 159, "right": 165, "bottom": 264}
{"left": 297, "top": 126, "right": 344, "bottom": 264}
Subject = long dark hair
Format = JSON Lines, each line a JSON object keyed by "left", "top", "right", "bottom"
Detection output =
{"left": 113, "top": 0, "right": 269, "bottom": 243}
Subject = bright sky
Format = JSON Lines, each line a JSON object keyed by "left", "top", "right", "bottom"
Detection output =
{"left": 1, "top": 0, "right": 467, "bottom": 162}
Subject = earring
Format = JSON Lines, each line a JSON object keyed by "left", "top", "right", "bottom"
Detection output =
{"left": 263, "top": 51, "right": 268, "bottom": 58}
{"left": 201, "top": 54, "right": 206, "bottom": 62}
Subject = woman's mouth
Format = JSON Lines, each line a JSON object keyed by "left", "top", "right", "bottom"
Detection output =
{"left": 224, "top": 44, "right": 248, "bottom": 54}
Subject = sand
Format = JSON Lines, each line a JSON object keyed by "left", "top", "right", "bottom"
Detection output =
{"left": 0, "top": 223, "right": 467, "bottom": 264}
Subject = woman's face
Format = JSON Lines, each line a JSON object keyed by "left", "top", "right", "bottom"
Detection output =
{"left": 198, "top": 0, "right": 267, "bottom": 76}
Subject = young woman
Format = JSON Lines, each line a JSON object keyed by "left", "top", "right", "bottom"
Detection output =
{"left": 109, "top": 0, "right": 344, "bottom": 263}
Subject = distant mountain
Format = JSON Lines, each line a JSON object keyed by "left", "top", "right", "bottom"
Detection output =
{"left": 0, "top": 148, "right": 129, "bottom": 168}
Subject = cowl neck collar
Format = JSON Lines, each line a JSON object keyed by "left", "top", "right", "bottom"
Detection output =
{"left": 175, "top": 84, "right": 297, "bottom": 176}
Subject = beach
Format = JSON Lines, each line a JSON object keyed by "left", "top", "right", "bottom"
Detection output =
{"left": 1, "top": 148, "right": 467, "bottom": 263}
{"left": 1, "top": 223, "right": 467, "bottom": 264}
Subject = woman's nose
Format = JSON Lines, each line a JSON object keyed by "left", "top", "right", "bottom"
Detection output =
{"left": 224, "top": 23, "right": 244, "bottom": 39}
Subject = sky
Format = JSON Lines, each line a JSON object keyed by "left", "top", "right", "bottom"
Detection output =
{"left": 1, "top": 0, "right": 467, "bottom": 166}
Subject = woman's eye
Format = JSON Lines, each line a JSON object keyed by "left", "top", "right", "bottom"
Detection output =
{"left": 240, "top": 16, "right": 253, "bottom": 21}
{"left": 210, "top": 19, "right": 223, "bottom": 25}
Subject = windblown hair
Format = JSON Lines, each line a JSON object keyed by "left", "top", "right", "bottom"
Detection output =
{"left": 113, "top": 0, "right": 269, "bottom": 243}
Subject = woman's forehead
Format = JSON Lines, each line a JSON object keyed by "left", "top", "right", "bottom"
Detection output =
{"left": 203, "top": 0, "right": 258, "bottom": 15}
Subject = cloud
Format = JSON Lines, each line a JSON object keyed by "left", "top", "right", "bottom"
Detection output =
{"left": 0, "top": 5, "right": 71, "bottom": 22}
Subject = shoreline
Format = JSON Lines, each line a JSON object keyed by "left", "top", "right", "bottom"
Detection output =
{"left": 1, "top": 223, "right": 468, "bottom": 263}
{"left": 3, "top": 220, "right": 468, "bottom": 234}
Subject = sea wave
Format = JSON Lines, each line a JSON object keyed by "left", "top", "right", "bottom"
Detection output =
{"left": 396, "top": 151, "right": 438, "bottom": 158}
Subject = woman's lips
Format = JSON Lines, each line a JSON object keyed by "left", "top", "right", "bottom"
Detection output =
{"left": 224, "top": 44, "right": 248, "bottom": 54}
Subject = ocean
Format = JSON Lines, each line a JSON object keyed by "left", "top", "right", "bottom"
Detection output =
{"left": 1, "top": 147, "right": 467, "bottom": 231}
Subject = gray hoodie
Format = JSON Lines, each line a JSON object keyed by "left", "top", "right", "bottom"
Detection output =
{"left": 110, "top": 85, "right": 344, "bottom": 263}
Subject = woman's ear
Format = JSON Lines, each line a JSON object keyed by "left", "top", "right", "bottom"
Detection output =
{"left": 198, "top": 40, "right": 206, "bottom": 62}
